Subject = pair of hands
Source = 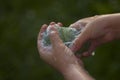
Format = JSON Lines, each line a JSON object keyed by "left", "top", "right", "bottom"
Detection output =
{"left": 37, "top": 22, "right": 79, "bottom": 73}
{"left": 37, "top": 14, "right": 119, "bottom": 79}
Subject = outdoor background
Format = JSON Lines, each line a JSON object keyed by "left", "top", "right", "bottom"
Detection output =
{"left": 0, "top": 0, "right": 120, "bottom": 80}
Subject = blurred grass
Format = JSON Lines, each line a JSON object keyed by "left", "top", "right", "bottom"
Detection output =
{"left": 0, "top": 0, "right": 120, "bottom": 80}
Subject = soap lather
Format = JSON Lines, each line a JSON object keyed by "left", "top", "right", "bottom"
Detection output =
{"left": 42, "top": 25, "right": 92, "bottom": 54}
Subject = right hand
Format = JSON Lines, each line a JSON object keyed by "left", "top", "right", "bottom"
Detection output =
{"left": 70, "top": 14, "right": 119, "bottom": 57}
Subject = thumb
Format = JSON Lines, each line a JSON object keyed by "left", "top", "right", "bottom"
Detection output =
{"left": 70, "top": 30, "right": 89, "bottom": 52}
{"left": 49, "top": 27, "right": 63, "bottom": 48}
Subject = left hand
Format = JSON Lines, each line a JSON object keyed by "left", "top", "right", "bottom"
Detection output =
{"left": 37, "top": 22, "right": 83, "bottom": 73}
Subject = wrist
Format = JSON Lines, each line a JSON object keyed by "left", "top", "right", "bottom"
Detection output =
{"left": 61, "top": 64, "right": 94, "bottom": 80}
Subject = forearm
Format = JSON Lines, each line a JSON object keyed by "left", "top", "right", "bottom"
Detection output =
{"left": 101, "top": 13, "right": 120, "bottom": 39}
{"left": 109, "top": 13, "right": 120, "bottom": 39}
{"left": 61, "top": 64, "right": 94, "bottom": 80}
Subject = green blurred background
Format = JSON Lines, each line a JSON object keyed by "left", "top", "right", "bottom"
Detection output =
{"left": 0, "top": 0, "right": 120, "bottom": 80}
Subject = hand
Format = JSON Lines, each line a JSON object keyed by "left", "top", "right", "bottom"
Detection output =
{"left": 37, "top": 22, "right": 94, "bottom": 80}
{"left": 70, "top": 13, "right": 120, "bottom": 56}
{"left": 37, "top": 22, "right": 82, "bottom": 72}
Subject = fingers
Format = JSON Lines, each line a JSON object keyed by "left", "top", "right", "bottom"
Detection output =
{"left": 70, "top": 22, "right": 86, "bottom": 29}
{"left": 57, "top": 22, "right": 63, "bottom": 26}
{"left": 38, "top": 22, "right": 63, "bottom": 40}
{"left": 75, "top": 44, "right": 96, "bottom": 58}
{"left": 70, "top": 31, "right": 90, "bottom": 52}
{"left": 37, "top": 24, "right": 48, "bottom": 53}
{"left": 76, "top": 34, "right": 111, "bottom": 57}
{"left": 38, "top": 24, "right": 48, "bottom": 40}
{"left": 50, "top": 22, "right": 56, "bottom": 25}
{"left": 49, "top": 26, "right": 63, "bottom": 48}
{"left": 69, "top": 17, "right": 90, "bottom": 28}
{"left": 81, "top": 38, "right": 103, "bottom": 57}
{"left": 50, "top": 22, "right": 63, "bottom": 26}
{"left": 81, "top": 34, "right": 113, "bottom": 57}
{"left": 37, "top": 22, "right": 63, "bottom": 53}
{"left": 82, "top": 43, "right": 96, "bottom": 57}
{"left": 40, "top": 24, "right": 48, "bottom": 33}
{"left": 69, "top": 15, "right": 99, "bottom": 29}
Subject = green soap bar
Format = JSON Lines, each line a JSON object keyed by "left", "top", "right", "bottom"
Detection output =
{"left": 42, "top": 25, "right": 91, "bottom": 54}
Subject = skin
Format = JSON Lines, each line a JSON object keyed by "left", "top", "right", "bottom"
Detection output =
{"left": 70, "top": 13, "right": 120, "bottom": 56}
{"left": 37, "top": 22, "right": 94, "bottom": 80}
{"left": 37, "top": 13, "right": 120, "bottom": 80}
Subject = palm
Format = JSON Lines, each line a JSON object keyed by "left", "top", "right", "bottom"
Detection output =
{"left": 37, "top": 23, "right": 82, "bottom": 72}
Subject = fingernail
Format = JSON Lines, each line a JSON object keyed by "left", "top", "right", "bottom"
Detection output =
{"left": 57, "top": 22, "right": 62, "bottom": 26}
{"left": 50, "top": 22, "right": 55, "bottom": 25}
{"left": 48, "top": 25, "right": 57, "bottom": 35}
